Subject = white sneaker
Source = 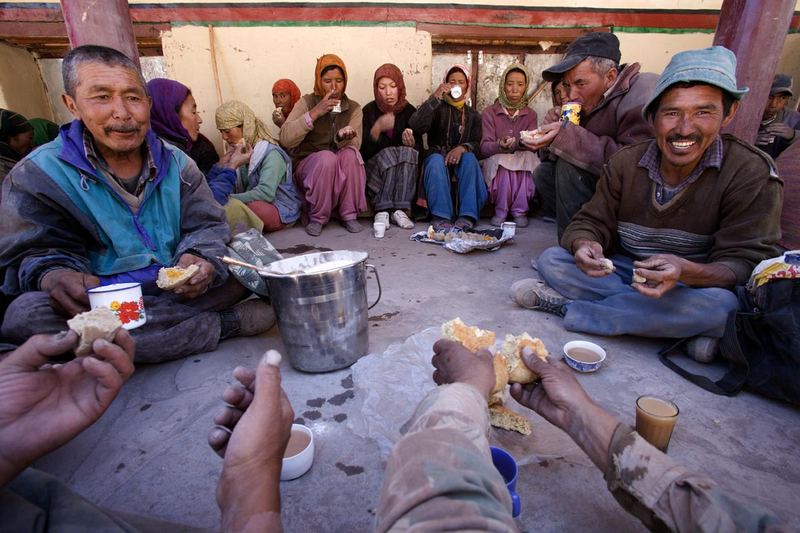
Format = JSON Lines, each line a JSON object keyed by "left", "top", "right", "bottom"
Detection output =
{"left": 392, "top": 210, "right": 414, "bottom": 229}
{"left": 374, "top": 212, "right": 390, "bottom": 226}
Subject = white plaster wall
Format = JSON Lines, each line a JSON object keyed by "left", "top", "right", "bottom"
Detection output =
{"left": 0, "top": 41, "right": 53, "bottom": 120}
{"left": 162, "top": 25, "right": 432, "bottom": 147}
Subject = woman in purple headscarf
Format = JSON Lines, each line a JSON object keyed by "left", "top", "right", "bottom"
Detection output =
{"left": 147, "top": 78, "right": 262, "bottom": 234}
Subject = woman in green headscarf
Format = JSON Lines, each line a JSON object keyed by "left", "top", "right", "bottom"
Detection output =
{"left": 480, "top": 63, "right": 539, "bottom": 228}
{"left": 215, "top": 100, "right": 301, "bottom": 232}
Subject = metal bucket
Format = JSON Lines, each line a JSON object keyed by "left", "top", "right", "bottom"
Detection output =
{"left": 261, "top": 250, "right": 381, "bottom": 372}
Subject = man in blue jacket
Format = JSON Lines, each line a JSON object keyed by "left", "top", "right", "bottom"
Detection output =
{"left": 0, "top": 45, "right": 273, "bottom": 363}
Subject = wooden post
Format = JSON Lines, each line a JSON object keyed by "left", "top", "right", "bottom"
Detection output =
{"left": 713, "top": 0, "right": 796, "bottom": 143}
{"left": 59, "top": 0, "right": 139, "bottom": 64}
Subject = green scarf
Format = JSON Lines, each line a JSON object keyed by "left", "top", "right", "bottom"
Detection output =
{"left": 497, "top": 63, "right": 533, "bottom": 111}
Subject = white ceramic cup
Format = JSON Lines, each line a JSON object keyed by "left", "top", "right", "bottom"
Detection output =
{"left": 281, "top": 424, "right": 315, "bottom": 481}
{"left": 87, "top": 282, "right": 147, "bottom": 330}
{"left": 373, "top": 222, "right": 386, "bottom": 238}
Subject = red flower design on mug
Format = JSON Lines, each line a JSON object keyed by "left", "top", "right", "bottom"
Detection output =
{"left": 117, "top": 300, "right": 142, "bottom": 324}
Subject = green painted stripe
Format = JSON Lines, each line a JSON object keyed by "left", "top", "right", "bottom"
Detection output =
{"left": 614, "top": 26, "right": 715, "bottom": 34}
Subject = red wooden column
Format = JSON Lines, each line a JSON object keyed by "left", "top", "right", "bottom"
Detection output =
{"left": 59, "top": 0, "right": 139, "bottom": 64}
{"left": 713, "top": 0, "right": 796, "bottom": 144}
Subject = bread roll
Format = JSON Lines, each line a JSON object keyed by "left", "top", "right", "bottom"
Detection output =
{"left": 600, "top": 258, "right": 615, "bottom": 273}
{"left": 632, "top": 272, "right": 647, "bottom": 284}
{"left": 501, "top": 333, "right": 549, "bottom": 384}
{"left": 441, "top": 317, "right": 496, "bottom": 353}
{"left": 157, "top": 264, "right": 199, "bottom": 290}
{"left": 491, "top": 353, "right": 509, "bottom": 395}
{"left": 67, "top": 307, "right": 122, "bottom": 356}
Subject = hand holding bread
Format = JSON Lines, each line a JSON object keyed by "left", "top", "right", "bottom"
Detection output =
{"left": 440, "top": 318, "right": 550, "bottom": 435}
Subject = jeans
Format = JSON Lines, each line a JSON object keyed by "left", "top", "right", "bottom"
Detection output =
{"left": 537, "top": 246, "right": 739, "bottom": 338}
{"left": 423, "top": 152, "right": 487, "bottom": 221}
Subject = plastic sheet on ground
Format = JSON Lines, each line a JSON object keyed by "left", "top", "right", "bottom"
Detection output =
{"left": 348, "top": 327, "right": 587, "bottom": 467}
{"left": 410, "top": 227, "right": 513, "bottom": 254}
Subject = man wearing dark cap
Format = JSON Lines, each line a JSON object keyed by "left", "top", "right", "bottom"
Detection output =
{"left": 523, "top": 32, "right": 657, "bottom": 238}
{"left": 513, "top": 46, "right": 782, "bottom": 363}
{"left": 755, "top": 73, "right": 800, "bottom": 159}
{"left": 0, "top": 108, "right": 34, "bottom": 185}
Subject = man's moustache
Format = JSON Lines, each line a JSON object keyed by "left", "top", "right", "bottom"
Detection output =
{"left": 104, "top": 125, "right": 140, "bottom": 134}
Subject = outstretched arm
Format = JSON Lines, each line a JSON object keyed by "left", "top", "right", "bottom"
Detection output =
{"left": 208, "top": 350, "right": 294, "bottom": 533}
{"left": 0, "top": 329, "right": 135, "bottom": 485}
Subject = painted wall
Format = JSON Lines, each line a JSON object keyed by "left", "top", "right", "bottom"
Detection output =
{"left": 0, "top": 41, "right": 53, "bottom": 120}
{"left": 162, "top": 25, "right": 432, "bottom": 146}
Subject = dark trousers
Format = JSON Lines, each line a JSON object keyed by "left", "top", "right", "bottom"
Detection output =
{"left": 1, "top": 279, "right": 248, "bottom": 364}
{"left": 533, "top": 158, "right": 598, "bottom": 240}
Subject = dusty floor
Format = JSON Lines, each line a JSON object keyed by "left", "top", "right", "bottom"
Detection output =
{"left": 34, "top": 218, "right": 800, "bottom": 532}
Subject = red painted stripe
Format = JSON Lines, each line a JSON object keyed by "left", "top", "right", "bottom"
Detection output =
{"left": 1, "top": 5, "right": 798, "bottom": 31}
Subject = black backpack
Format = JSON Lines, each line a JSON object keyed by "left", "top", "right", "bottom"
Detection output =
{"left": 660, "top": 278, "right": 800, "bottom": 406}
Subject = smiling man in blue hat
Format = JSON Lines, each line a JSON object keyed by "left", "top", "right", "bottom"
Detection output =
{"left": 513, "top": 46, "right": 783, "bottom": 363}
{"left": 522, "top": 32, "right": 657, "bottom": 238}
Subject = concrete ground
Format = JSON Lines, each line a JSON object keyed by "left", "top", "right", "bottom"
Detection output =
{"left": 35, "top": 218, "right": 800, "bottom": 532}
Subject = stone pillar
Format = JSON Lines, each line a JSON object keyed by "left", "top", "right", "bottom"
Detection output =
{"left": 59, "top": 0, "right": 139, "bottom": 64}
{"left": 713, "top": 0, "right": 796, "bottom": 143}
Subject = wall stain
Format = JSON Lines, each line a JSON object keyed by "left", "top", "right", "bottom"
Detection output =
{"left": 303, "top": 410, "right": 322, "bottom": 420}
{"left": 333, "top": 413, "right": 347, "bottom": 423}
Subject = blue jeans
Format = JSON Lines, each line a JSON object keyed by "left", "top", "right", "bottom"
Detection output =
{"left": 423, "top": 152, "right": 487, "bottom": 221}
{"left": 537, "top": 246, "right": 739, "bottom": 338}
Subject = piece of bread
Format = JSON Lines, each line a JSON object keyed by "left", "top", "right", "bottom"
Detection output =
{"left": 632, "top": 272, "right": 647, "bottom": 284}
{"left": 492, "top": 353, "right": 509, "bottom": 395}
{"left": 489, "top": 404, "right": 532, "bottom": 435}
{"left": 426, "top": 225, "right": 447, "bottom": 242}
{"left": 600, "top": 258, "right": 615, "bottom": 273}
{"left": 156, "top": 264, "right": 199, "bottom": 290}
{"left": 501, "top": 333, "right": 549, "bottom": 384}
{"left": 441, "top": 317, "right": 496, "bottom": 353}
{"left": 67, "top": 307, "right": 122, "bottom": 356}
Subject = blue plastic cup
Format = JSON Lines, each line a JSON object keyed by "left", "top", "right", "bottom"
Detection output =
{"left": 490, "top": 446, "right": 521, "bottom": 517}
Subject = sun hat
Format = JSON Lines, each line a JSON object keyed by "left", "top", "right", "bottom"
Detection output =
{"left": 542, "top": 32, "right": 621, "bottom": 82}
{"left": 642, "top": 45, "right": 749, "bottom": 118}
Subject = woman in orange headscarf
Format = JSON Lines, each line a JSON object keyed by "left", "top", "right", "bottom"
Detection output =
{"left": 361, "top": 63, "right": 420, "bottom": 230}
{"left": 279, "top": 54, "right": 367, "bottom": 236}
{"left": 271, "top": 78, "right": 301, "bottom": 128}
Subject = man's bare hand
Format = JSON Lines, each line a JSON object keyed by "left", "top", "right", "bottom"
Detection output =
{"left": 543, "top": 106, "right": 562, "bottom": 124}
{"left": 765, "top": 122, "right": 796, "bottom": 141}
{"left": 573, "top": 240, "right": 612, "bottom": 277}
{"left": 632, "top": 254, "right": 683, "bottom": 298}
{"left": 0, "top": 329, "right": 134, "bottom": 484}
{"left": 431, "top": 339, "right": 494, "bottom": 399}
{"left": 520, "top": 121, "right": 559, "bottom": 150}
{"left": 40, "top": 269, "right": 100, "bottom": 317}
{"left": 173, "top": 254, "right": 215, "bottom": 298}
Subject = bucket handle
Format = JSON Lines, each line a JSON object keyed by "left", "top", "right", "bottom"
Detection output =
{"left": 366, "top": 263, "right": 382, "bottom": 310}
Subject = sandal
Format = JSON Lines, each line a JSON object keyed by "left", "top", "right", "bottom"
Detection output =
{"left": 454, "top": 217, "right": 474, "bottom": 230}
{"left": 432, "top": 217, "right": 453, "bottom": 232}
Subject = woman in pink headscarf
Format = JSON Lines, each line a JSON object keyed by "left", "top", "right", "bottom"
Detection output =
{"left": 271, "top": 78, "right": 301, "bottom": 128}
{"left": 361, "top": 63, "right": 420, "bottom": 230}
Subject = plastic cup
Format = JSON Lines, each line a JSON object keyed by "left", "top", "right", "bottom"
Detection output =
{"left": 490, "top": 446, "right": 521, "bottom": 517}
{"left": 87, "top": 282, "right": 146, "bottom": 330}
{"left": 373, "top": 222, "right": 386, "bottom": 238}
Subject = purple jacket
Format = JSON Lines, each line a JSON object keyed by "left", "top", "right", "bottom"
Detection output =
{"left": 479, "top": 102, "right": 538, "bottom": 158}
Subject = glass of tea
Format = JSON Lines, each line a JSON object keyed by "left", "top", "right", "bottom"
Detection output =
{"left": 635, "top": 395, "right": 679, "bottom": 452}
